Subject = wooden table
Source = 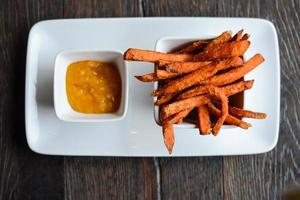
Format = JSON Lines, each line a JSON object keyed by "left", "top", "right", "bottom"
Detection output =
{"left": 0, "top": 0, "right": 299, "bottom": 199}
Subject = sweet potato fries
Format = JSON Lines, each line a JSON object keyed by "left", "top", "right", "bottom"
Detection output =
{"left": 123, "top": 29, "right": 267, "bottom": 154}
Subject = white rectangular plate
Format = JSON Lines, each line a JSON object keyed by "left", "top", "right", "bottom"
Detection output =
{"left": 25, "top": 17, "right": 280, "bottom": 156}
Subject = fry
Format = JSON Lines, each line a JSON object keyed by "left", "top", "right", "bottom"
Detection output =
{"left": 167, "top": 108, "right": 193, "bottom": 124}
{"left": 207, "top": 103, "right": 251, "bottom": 129}
{"left": 165, "top": 61, "right": 212, "bottom": 73}
{"left": 124, "top": 48, "right": 193, "bottom": 62}
{"left": 242, "top": 33, "right": 250, "bottom": 40}
{"left": 176, "top": 119, "right": 183, "bottom": 124}
{"left": 197, "top": 105, "right": 211, "bottom": 135}
{"left": 204, "top": 31, "right": 232, "bottom": 50}
{"left": 201, "top": 54, "right": 264, "bottom": 86}
{"left": 213, "top": 102, "right": 267, "bottom": 119}
{"left": 230, "top": 29, "right": 243, "bottom": 41}
{"left": 135, "top": 70, "right": 180, "bottom": 82}
{"left": 164, "top": 95, "right": 211, "bottom": 118}
{"left": 177, "top": 86, "right": 208, "bottom": 100}
{"left": 152, "top": 57, "right": 243, "bottom": 96}
{"left": 156, "top": 69, "right": 180, "bottom": 79}
{"left": 155, "top": 94, "right": 175, "bottom": 106}
{"left": 163, "top": 80, "right": 254, "bottom": 118}
{"left": 177, "top": 80, "right": 254, "bottom": 105}
{"left": 207, "top": 87, "right": 228, "bottom": 135}
{"left": 228, "top": 106, "right": 267, "bottom": 119}
{"left": 177, "top": 80, "right": 254, "bottom": 100}
{"left": 157, "top": 60, "right": 172, "bottom": 68}
{"left": 162, "top": 122, "right": 175, "bottom": 154}
{"left": 222, "top": 80, "right": 254, "bottom": 96}
{"left": 135, "top": 73, "right": 159, "bottom": 82}
{"left": 160, "top": 106, "right": 167, "bottom": 122}
{"left": 194, "top": 40, "right": 250, "bottom": 61}
{"left": 152, "top": 62, "right": 218, "bottom": 96}
{"left": 174, "top": 40, "right": 208, "bottom": 54}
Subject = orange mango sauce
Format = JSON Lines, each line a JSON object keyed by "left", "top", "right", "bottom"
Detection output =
{"left": 66, "top": 60, "right": 121, "bottom": 114}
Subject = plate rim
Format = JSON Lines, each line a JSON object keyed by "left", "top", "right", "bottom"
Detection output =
{"left": 25, "top": 17, "right": 280, "bottom": 156}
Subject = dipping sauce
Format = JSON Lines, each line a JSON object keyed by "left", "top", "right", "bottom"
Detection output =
{"left": 66, "top": 60, "right": 121, "bottom": 114}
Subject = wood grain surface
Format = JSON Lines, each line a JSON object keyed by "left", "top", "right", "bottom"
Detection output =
{"left": 64, "top": 157, "right": 158, "bottom": 200}
{"left": 0, "top": 1, "right": 64, "bottom": 200}
{"left": 0, "top": 0, "right": 299, "bottom": 199}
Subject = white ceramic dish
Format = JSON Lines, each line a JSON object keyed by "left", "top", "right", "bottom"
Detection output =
{"left": 25, "top": 17, "right": 280, "bottom": 156}
{"left": 54, "top": 50, "right": 128, "bottom": 122}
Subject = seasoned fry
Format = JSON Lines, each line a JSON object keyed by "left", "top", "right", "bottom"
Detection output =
{"left": 152, "top": 62, "right": 218, "bottom": 96}
{"left": 158, "top": 60, "right": 172, "bottom": 68}
{"left": 207, "top": 87, "right": 228, "bottom": 135}
{"left": 135, "top": 73, "right": 159, "bottom": 82}
{"left": 228, "top": 106, "right": 267, "bottom": 119}
{"left": 204, "top": 31, "right": 232, "bottom": 50}
{"left": 156, "top": 69, "right": 180, "bottom": 79}
{"left": 194, "top": 40, "right": 250, "bottom": 61}
{"left": 207, "top": 103, "right": 251, "bottom": 129}
{"left": 174, "top": 40, "right": 209, "bottom": 54}
{"left": 163, "top": 95, "right": 211, "bottom": 118}
{"left": 155, "top": 94, "right": 175, "bottom": 106}
{"left": 197, "top": 105, "right": 211, "bottom": 135}
{"left": 160, "top": 106, "right": 168, "bottom": 122}
{"left": 163, "top": 80, "right": 254, "bottom": 118}
{"left": 201, "top": 54, "right": 264, "bottom": 86}
{"left": 124, "top": 48, "right": 193, "bottom": 62}
{"left": 167, "top": 108, "right": 193, "bottom": 124}
{"left": 177, "top": 80, "right": 254, "bottom": 100}
{"left": 176, "top": 119, "right": 183, "bottom": 124}
{"left": 162, "top": 122, "right": 175, "bottom": 154}
{"left": 152, "top": 57, "right": 243, "bottom": 96}
{"left": 230, "top": 29, "right": 243, "bottom": 41}
{"left": 242, "top": 33, "right": 250, "bottom": 40}
{"left": 223, "top": 79, "right": 254, "bottom": 95}
{"left": 177, "top": 85, "right": 208, "bottom": 100}
{"left": 135, "top": 70, "right": 180, "bottom": 82}
{"left": 213, "top": 102, "right": 267, "bottom": 119}
{"left": 165, "top": 61, "right": 212, "bottom": 73}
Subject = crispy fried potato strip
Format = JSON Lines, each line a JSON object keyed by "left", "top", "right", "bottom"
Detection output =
{"left": 207, "top": 103, "right": 251, "bottom": 129}
{"left": 198, "top": 105, "right": 211, "bottom": 135}
{"left": 165, "top": 61, "right": 211, "bottom": 74}
{"left": 124, "top": 48, "right": 193, "bottom": 62}
{"left": 204, "top": 31, "right": 232, "bottom": 51}
{"left": 162, "top": 122, "right": 175, "bottom": 154}
{"left": 201, "top": 54, "right": 264, "bottom": 86}
{"left": 194, "top": 40, "right": 250, "bottom": 61}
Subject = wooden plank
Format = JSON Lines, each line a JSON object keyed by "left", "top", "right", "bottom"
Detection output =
{"left": 158, "top": 157, "right": 224, "bottom": 199}
{"left": 64, "top": 0, "right": 140, "bottom": 17}
{"left": 64, "top": 157, "right": 158, "bottom": 200}
{"left": 143, "top": 0, "right": 300, "bottom": 199}
{"left": 63, "top": 1, "right": 159, "bottom": 200}
{"left": 0, "top": 0, "right": 64, "bottom": 199}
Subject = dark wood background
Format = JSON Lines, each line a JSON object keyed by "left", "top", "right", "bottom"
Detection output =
{"left": 0, "top": 0, "right": 299, "bottom": 199}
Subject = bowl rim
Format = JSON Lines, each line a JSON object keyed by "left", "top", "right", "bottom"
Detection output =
{"left": 53, "top": 49, "right": 128, "bottom": 122}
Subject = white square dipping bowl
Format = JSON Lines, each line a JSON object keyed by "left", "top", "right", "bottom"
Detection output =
{"left": 54, "top": 50, "right": 128, "bottom": 122}
{"left": 154, "top": 37, "right": 241, "bottom": 129}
